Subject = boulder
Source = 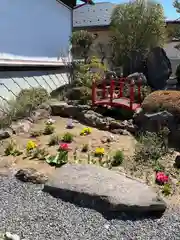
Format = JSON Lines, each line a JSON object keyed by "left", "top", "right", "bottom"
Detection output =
{"left": 15, "top": 168, "right": 48, "bottom": 184}
{"left": 82, "top": 110, "right": 110, "bottom": 130}
{"left": 123, "top": 50, "right": 146, "bottom": 77}
{"left": 146, "top": 47, "right": 172, "bottom": 90}
{"left": 134, "top": 110, "right": 175, "bottom": 132}
{"left": 50, "top": 101, "right": 90, "bottom": 118}
{"left": 0, "top": 129, "right": 12, "bottom": 140}
{"left": 50, "top": 102, "right": 136, "bottom": 134}
{"left": 10, "top": 119, "right": 32, "bottom": 134}
{"left": 44, "top": 164, "right": 166, "bottom": 217}
{"left": 4, "top": 232, "right": 20, "bottom": 240}
{"left": 127, "top": 72, "right": 147, "bottom": 84}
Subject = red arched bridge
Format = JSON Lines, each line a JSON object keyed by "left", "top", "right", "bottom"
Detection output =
{"left": 92, "top": 78, "right": 143, "bottom": 111}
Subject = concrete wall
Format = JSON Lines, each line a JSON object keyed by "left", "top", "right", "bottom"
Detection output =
{"left": 0, "top": 0, "right": 72, "bottom": 63}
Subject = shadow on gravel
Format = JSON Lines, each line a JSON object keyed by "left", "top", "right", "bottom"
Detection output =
{"left": 43, "top": 187, "right": 165, "bottom": 221}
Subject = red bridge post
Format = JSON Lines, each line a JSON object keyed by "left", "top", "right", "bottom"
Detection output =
{"left": 110, "top": 79, "right": 115, "bottom": 105}
{"left": 92, "top": 80, "right": 96, "bottom": 106}
{"left": 129, "top": 79, "right": 135, "bottom": 110}
{"left": 137, "top": 77, "right": 142, "bottom": 103}
{"left": 102, "top": 79, "right": 106, "bottom": 99}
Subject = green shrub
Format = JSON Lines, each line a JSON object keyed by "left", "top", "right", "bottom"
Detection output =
{"left": 30, "top": 130, "right": 43, "bottom": 137}
{"left": 30, "top": 147, "right": 48, "bottom": 160}
{"left": 62, "top": 132, "right": 74, "bottom": 143}
{"left": 4, "top": 141, "right": 22, "bottom": 156}
{"left": 0, "top": 88, "right": 49, "bottom": 128}
{"left": 162, "top": 183, "right": 171, "bottom": 196}
{"left": 43, "top": 124, "right": 55, "bottom": 135}
{"left": 73, "top": 56, "right": 107, "bottom": 88}
{"left": 111, "top": 150, "right": 124, "bottom": 166}
{"left": 134, "top": 131, "right": 168, "bottom": 163}
{"left": 66, "top": 86, "right": 91, "bottom": 104}
{"left": 48, "top": 134, "right": 61, "bottom": 146}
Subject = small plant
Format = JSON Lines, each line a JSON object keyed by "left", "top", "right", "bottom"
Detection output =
{"left": 82, "top": 144, "right": 89, "bottom": 152}
{"left": 43, "top": 124, "right": 55, "bottom": 135}
{"left": 48, "top": 134, "right": 61, "bottom": 146}
{"left": 26, "top": 140, "right": 37, "bottom": 152}
{"left": 155, "top": 172, "right": 169, "bottom": 185}
{"left": 62, "top": 132, "right": 74, "bottom": 143}
{"left": 94, "top": 147, "right": 105, "bottom": 157}
{"left": 46, "top": 143, "right": 70, "bottom": 167}
{"left": 4, "top": 141, "right": 14, "bottom": 156}
{"left": 153, "top": 162, "right": 165, "bottom": 173}
{"left": 134, "top": 132, "right": 166, "bottom": 163}
{"left": 30, "top": 147, "right": 48, "bottom": 160}
{"left": 30, "top": 130, "right": 42, "bottom": 138}
{"left": 162, "top": 183, "right": 172, "bottom": 196}
{"left": 111, "top": 150, "right": 124, "bottom": 167}
{"left": 58, "top": 143, "right": 70, "bottom": 151}
{"left": 80, "top": 127, "right": 92, "bottom": 136}
{"left": 4, "top": 141, "right": 22, "bottom": 156}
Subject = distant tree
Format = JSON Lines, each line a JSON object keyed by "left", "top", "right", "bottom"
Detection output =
{"left": 70, "top": 30, "right": 96, "bottom": 63}
{"left": 173, "top": 0, "right": 180, "bottom": 13}
{"left": 110, "top": 0, "right": 167, "bottom": 66}
{"left": 166, "top": 24, "right": 180, "bottom": 40}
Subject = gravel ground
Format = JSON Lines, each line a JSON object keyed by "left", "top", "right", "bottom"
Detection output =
{"left": 0, "top": 175, "right": 180, "bottom": 240}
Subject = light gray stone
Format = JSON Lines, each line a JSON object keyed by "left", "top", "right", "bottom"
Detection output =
{"left": 5, "top": 232, "right": 20, "bottom": 240}
{"left": 44, "top": 164, "right": 166, "bottom": 217}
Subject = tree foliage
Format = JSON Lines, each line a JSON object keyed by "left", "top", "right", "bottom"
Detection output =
{"left": 70, "top": 30, "right": 96, "bottom": 63}
{"left": 173, "top": 0, "right": 180, "bottom": 13}
{"left": 166, "top": 24, "right": 180, "bottom": 40}
{"left": 110, "top": 0, "right": 167, "bottom": 66}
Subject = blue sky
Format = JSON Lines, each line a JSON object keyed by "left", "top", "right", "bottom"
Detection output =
{"left": 77, "top": 0, "right": 180, "bottom": 20}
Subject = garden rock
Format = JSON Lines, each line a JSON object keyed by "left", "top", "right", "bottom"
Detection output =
{"left": 111, "top": 128, "right": 130, "bottom": 135}
{"left": 0, "top": 129, "right": 12, "bottom": 140}
{"left": 15, "top": 168, "right": 48, "bottom": 184}
{"left": 134, "top": 110, "right": 175, "bottom": 132}
{"left": 127, "top": 72, "right": 147, "bottom": 84}
{"left": 44, "top": 164, "right": 167, "bottom": 217}
{"left": 10, "top": 119, "right": 32, "bottom": 134}
{"left": 30, "top": 108, "right": 50, "bottom": 122}
{"left": 50, "top": 102, "right": 78, "bottom": 118}
{"left": 4, "top": 232, "right": 20, "bottom": 240}
{"left": 174, "top": 155, "right": 180, "bottom": 168}
{"left": 146, "top": 47, "right": 172, "bottom": 90}
{"left": 50, "top": 102, "right": 135, "bottom": 133}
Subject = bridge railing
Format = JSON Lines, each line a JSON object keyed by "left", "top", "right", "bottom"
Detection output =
{"left": 92, "top": 77, "right": 142, "bottom": 108}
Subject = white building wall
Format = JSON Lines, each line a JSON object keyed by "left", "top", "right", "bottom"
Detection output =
{"left": 0, "top": 0, "right": 72, "bottom": 63}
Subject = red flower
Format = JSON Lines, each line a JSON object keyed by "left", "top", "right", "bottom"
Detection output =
{"left": 59, "top": 143, "right": 69, "bottom": 151}
{"left": 156, "top": 172, "right": 169, "bottom": 185}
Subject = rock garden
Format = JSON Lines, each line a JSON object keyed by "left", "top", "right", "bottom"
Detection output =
{"left": 2, "top": 0, "right": 180, "bottom": 238}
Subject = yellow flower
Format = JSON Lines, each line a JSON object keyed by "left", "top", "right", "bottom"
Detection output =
{"left": 95, "top": 147, "right": 105, "bottom": 156}
{"left": 80, "top": 127, "right": 92, "bottom": 136}
{"left": 26, "top": 140, "right": 37, "bottom": 151}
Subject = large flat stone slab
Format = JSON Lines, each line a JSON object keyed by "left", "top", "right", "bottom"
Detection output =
{"left": 43, "top": 164, "right": 166, "bottom": 217}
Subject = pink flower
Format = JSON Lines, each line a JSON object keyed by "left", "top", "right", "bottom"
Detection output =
{"left": 59, "top": 143, "right": 69, "bottom": 151}
{"left": 156, "top": 172, "right": 169, "bottom": 185}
